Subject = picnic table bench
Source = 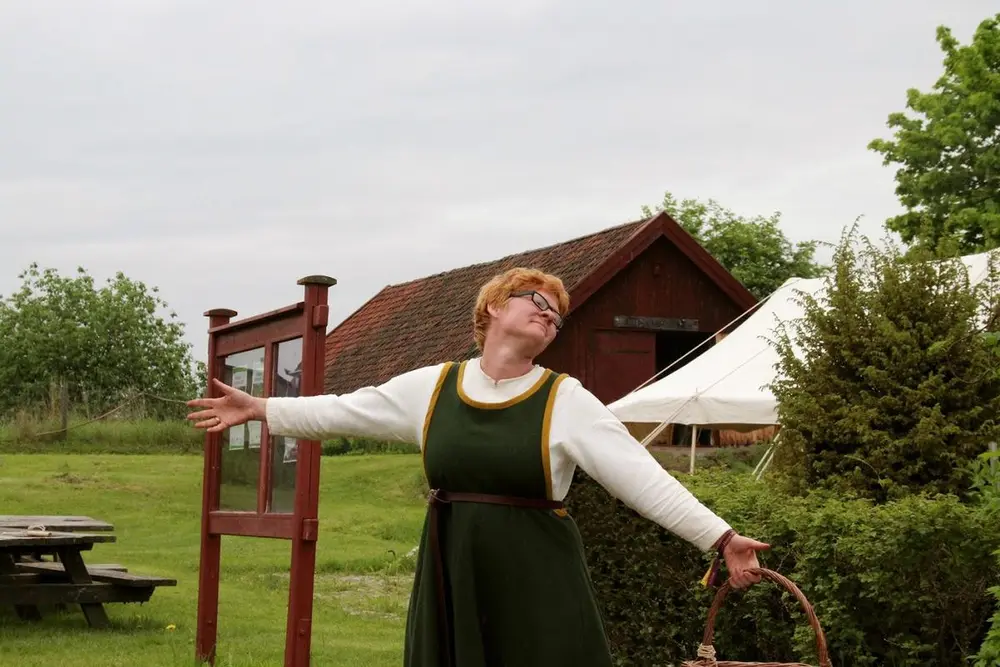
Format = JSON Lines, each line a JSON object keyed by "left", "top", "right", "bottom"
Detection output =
{"left": 0, "top": 516, "right": 176, "bottom": 628}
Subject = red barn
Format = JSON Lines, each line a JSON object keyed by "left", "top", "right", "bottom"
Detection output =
{"left": 323, "top": 212, "right": 756, "bottom": 414}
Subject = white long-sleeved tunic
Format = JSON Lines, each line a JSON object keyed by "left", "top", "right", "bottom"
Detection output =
{"left": 265, "top": 358, "right": 731, "bottom": 552}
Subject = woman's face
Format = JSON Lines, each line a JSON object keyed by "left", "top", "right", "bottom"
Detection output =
{"left": 487, "top": 287, "right": 562, "bottom": 354}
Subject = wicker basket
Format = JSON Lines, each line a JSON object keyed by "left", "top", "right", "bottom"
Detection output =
{"left": 681, "top": 567, "right": 832, "bottom": 667}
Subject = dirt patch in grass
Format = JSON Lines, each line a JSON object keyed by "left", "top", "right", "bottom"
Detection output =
{"left": 47, "top": 469, "right": 147, "bottom": 493}
{"left": 264, "top": 573, "right": 412, "bottom": 620}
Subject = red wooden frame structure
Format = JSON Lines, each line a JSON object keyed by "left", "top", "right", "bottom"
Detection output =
{"left": 195, "top": 275, "right": 336, "bottom": 667}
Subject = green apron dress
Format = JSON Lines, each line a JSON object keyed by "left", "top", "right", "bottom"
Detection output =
{"left": 403, "top": 360, "right": 614, "bottom": 667}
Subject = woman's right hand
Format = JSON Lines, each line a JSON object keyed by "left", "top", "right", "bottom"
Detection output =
{"left": 186, "top": 378, "right": 267, "bottom": 433}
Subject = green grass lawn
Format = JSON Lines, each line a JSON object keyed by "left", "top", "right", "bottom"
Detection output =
{"left": 0, "top": 454, "right": 428, "bottom": 666}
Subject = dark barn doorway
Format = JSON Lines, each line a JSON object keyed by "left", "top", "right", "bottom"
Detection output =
{"left": 654, "top": 330, "right": 714, "bottom": 376}
{"left": 654, "top": 330, "right": 715, "bottom": 446}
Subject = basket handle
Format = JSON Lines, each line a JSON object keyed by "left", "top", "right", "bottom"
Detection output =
{"left": 698, "top": 567, "right": 832, "bottom": 667}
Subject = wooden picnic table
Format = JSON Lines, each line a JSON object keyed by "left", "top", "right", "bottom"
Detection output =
{"left": 0, "top": 515, "right": 114, "bottom": 532}
{"left": 0, "top": 524, "right": 175, "bottom": 628}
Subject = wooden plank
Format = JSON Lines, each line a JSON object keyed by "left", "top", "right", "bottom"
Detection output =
{"left": 87, "top": 569, "right": 176, "bottom": 588}
{"left": 208, "top": 302, "right": 304, "bottom": 336}
{"left": 86, "top": 563, "right": 127, "bottom": 572}
{"left": 0, "top": 582, "right": 155, "bottom": 607}
{"left": 16, "top": 562, "right": 176, "bottom": 588}
{"left": 208, "top": 511, "right": 296, "bottom": 539}
{"left": 0, "top": 532, "right": 116, "bottom": 548}
{"left": 0, "top": 573, "right": 42, "bottom": 584}
{"left": 613, "top": 314, "right": 699, "bottom": 331}
{"left": 215, "top": 316, "right": 304, "bottom": 357}
{"left": 57, "top": 547, "right": 109, "bottom": 627}
{"left": 17, "top": 561, "right": 127, "bottom": 573}
{"left": 0, "top": 516, "right": 114, "bottom": 532}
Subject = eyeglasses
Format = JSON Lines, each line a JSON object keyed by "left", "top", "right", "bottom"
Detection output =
{"left": 511, "top": 290, "right": 564, "bottom": 330}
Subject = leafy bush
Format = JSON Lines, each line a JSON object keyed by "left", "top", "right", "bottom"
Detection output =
{"left": 971, "top": 447, "right": 1000, "bottom": 667}
{"left": 975, "top": 549, "right": 1000, "bottom": 667}
{"left": 0, "top": 264, "right": 201, "bottom": 420}
{"left": 566, "top": 469, "right": 1000, "bottom": 667}
{"left": 769, "top": 229, "right": 1000, "bottom": 501}
{"left": 321, "top": 436, "right": 418, "bottom": 456}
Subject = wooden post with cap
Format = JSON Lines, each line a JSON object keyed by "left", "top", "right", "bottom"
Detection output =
{"left": 196, "top": 307, "right": 238, "bottom": 665}
{"left": 284, "top": 275, "right": 336, "bottom": 667}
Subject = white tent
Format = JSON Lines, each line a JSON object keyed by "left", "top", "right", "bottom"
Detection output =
{"left": 608, "top": 250, "right": 999, "bottom": 432}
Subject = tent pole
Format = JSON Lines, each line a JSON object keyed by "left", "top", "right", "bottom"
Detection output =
{"left": 689, "top": 426, "right": 697, "bottom": 475}
{"left": 752, "top": 443, "right": 772, "bottom": 477}
{"left": 754, "top": 432, "right": 781, "bottom": 481}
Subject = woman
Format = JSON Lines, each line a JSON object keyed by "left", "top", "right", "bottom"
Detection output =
{"left": 187, "top": 267, "right": 768, "bottom": 667}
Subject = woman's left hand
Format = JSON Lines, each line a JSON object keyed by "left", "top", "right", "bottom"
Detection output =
{"left": 723, "top": 534, "right": 770, "bottom": 589}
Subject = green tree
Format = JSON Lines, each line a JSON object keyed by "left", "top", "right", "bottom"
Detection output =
{"left": 868, "top": 13, "right": 1000, "bottom": 254}
{"left": 642, "top": 191, "right": 826, "bottom": 299}
{"left": 0, "top": 263, "right": 200, "bottom": 419}
{"left": 768, "top": 227, "right": 1000, "bottom": 502}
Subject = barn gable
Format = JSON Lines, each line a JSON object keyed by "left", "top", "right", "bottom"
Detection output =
{"left": 323, "top": 213, "right": 755, "bottom": 395}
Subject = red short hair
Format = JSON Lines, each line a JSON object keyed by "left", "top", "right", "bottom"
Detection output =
{"left": 472, "top": 268, "right": 570, "bottom": 351}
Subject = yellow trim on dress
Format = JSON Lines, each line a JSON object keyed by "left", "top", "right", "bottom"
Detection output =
{"left": 455, "top": 360, "right": 553, "bottom": 410}
{"left": 421, "top": 362, "right": 454, "bottom": 476}
{"left": 541, "top": 373, "right": 568, "bottom": 503}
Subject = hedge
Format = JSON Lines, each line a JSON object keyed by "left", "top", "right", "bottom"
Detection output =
{"left": 565, "top": 469, "right": 1000, "bottom": 667}
{"left": 976, "top": 547, "right": 1000, "bottom": 667}
{"left": 321, "top": 436, "right": 418, "bottom": 456}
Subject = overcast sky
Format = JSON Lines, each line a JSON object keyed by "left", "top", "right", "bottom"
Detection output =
{"left": 2, "top": 1, "right": 995, "bottom": 364}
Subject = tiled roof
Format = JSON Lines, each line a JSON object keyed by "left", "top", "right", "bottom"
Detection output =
{"left": 323, "top": 218, "right": 651, "bottom": 394}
